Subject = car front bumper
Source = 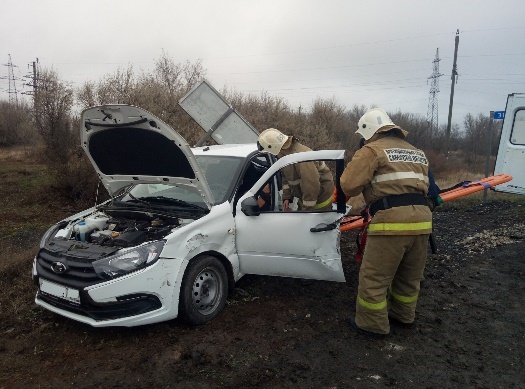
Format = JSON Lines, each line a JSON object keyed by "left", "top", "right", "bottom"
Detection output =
{"left": 34, "top": 257, "right": 187, "bottom": 327}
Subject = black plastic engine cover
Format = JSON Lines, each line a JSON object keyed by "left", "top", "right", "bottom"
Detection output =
{"left": 114, "top": 231, "right": 147, "bottom": 247}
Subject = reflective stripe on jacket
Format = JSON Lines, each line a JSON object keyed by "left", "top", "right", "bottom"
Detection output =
{"left": 281, "top": 139, "right": 335, "bottom": 211}
{"left": 340, "top": 133, "right": 432, "bottom": 235}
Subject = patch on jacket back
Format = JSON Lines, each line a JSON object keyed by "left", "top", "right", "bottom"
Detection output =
{"left": 384, "top": 148, "right": 428, "bottom": 165}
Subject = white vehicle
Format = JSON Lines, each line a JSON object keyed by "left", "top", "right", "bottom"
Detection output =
{"left": 494, "top": 93, "right": 525, "bottom": 195}
{"left": 34, "top": 105, "right": 348, "bottom": 327}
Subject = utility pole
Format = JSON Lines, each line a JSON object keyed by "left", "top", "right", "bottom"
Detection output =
{"left": 445, "top": 30, "right": 460, "bottom": 157}
{"left": 23, "top": 59, "right": 39, "bottom": 96}
{"left": 483, "top": 111, "right": 494, "bottom": 203}
{"left": 426, "top": 48, "right": 443, "bottom": 137}
{"left": 32, "top": 59, "right": 38, "bottom": 98}
{"left": 22, "top": 59, "right": 40, "bottom": 113}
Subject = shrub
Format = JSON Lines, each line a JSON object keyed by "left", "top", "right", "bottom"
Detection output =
{"left": 0, "top": 101, "right": 38, "bottom": 147}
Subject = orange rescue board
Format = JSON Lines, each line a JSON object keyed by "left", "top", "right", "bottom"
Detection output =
{"left": 339, "top": 174, "right": 513, "bottom": 232}
{"left": 339, "top": 216, "right": 366, "bottom": 232}
{"left": 439, "top": 174, "right": 512, "bottom": 202}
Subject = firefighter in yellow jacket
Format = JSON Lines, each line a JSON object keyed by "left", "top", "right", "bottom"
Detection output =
{"left": 257, "top": 128, "right": 334, "bottom": 211}
{"left": 341, "top": 108, "right": 432, "bottom": 337}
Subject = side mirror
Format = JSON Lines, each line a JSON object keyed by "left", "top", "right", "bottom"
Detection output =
{"left": 241, "top": 197, "right": 261, "bottom": 216}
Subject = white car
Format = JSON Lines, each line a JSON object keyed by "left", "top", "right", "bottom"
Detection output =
{"left": 34, "top": 105, "right": 348, "bottom": 327}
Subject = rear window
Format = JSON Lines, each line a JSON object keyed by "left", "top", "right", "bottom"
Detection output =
{"left": 510, "top": 109, "right": 525, "bottom": 145}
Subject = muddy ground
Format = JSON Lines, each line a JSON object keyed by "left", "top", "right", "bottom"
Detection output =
{"left": 1, "top": 198, "right": 524, "bottom": 388}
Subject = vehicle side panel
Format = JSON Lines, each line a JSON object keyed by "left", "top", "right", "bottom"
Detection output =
{"left": 494, "top": 93, "right": 525, "bottom": 195}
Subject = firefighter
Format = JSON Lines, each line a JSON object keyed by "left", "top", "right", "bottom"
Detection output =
{"left": 257, "top": 128, "right": 335, "bottom": 211}
{"left": 340, "top": 108, "right": 432, "bottom": 337}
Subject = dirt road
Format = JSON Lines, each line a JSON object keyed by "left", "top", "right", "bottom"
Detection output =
{"left": 1, "top": 201, "right": 524, "bottom": 388}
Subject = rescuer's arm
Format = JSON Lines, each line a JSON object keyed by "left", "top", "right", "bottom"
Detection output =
{"left": 257, "top": 183, "right": 272, "bottom": 210}
{"left": 427, "top": 169, "right": 443, "bottom": 207}
{"left": 298, "top": 161, "right": 321, "bottom": 211}
{"left": 281, "top": 175, "right": 293, "bottom": 211}
{"left": 340, "top": 147, "right": 377, "bottom": 197}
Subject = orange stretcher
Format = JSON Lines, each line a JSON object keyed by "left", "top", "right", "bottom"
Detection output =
{"left": 339, "top": 174, "right": 513, "bottom": 232}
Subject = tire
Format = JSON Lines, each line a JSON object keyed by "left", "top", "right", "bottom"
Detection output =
{"left": 179, "top": 255, "right": 228, "bottom": 325}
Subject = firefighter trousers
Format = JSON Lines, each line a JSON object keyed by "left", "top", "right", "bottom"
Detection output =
{"left": 355, "top": 234, "right": 429, "bottom": 334}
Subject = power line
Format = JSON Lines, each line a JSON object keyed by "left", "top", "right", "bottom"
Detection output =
{"left": 199, "top": 26, "right": 525, "bottom": 61}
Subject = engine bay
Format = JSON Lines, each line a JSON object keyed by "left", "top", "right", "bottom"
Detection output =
{"left": 50, "top": 210, "right": 194, "bottom": 249}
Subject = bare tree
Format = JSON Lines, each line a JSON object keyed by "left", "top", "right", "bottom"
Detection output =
{"left": 345, "top": 104, "right": 368, "bottom": 152}
{"left": 76, "top": 53, "right": 206, "bottom": 144}
{"left": 307, "top": 97, "right": 348, "bottom": 149}
{"left": 0, "top": 100, "right": 36, "bottom": 146}
{"left": 224, "top": 89, "right": 294, "bottom": 133}
{"left": 388, "top": 111, "right": 430, "bottom": 150}
{"left": 34, "top": 68, "right": 74, "bottom": 163}
{"left": 460, "top": 112, "right": 496, "bottom": 166}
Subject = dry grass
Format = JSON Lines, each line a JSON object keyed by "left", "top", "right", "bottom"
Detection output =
{"left": 435, "top": 169, "right": 486, "bottom": 189}
{"left": 0, "top": 243, "right": 37, "bottom": 274}
{"left": 0, "top": 242, "right": 38, "bottom": 320}
{"left": 0, "top": 145, "right": 45, "bottom": 163}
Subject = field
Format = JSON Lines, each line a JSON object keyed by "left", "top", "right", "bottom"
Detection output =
{"left": 1, "top": 148, "right": 524, "bottom": 388}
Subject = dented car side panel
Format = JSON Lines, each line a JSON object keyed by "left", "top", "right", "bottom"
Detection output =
{"left": 235, "top": 211, "right": 345, "bottom": 281}
{"left": 235, "top": 149, "right": 347, "bottom": 282}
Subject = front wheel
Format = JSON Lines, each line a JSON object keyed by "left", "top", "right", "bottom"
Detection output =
{"left": 179, "top": 255, "right": 228, "bottom": 325}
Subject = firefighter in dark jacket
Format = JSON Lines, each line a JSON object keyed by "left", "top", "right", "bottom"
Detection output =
{"left": 257, "top": 128, "right": 334, "bottom": 211}
{"left": 341, "top": 108, "right": 432, "bottom": 337}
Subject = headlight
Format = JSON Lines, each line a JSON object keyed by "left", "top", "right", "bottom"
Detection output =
{"left": 93, "top": 241, "right": 164, "bottom": 280}
{"left": 40, "top": 225, "right": 59, "bottom": 249}
{"left": 32, "top": 257, "right": 37, "bottom": 281}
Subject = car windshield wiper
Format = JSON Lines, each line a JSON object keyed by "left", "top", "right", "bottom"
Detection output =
{"left": 126, "top": 191, "right": 151, "bottom": 207}
{"left": 140, "top": 196, "right": 207, "bottom": 212}
{"left": 108, "top": 191, "right": 151, "bottom": 208}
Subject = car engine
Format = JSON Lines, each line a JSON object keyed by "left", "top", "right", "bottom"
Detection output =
{"left": 50, "top": 210, "right": 192, "bottom": 249}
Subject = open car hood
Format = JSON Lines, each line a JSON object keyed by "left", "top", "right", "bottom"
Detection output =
{"left": 80, "top": 105, "right": 214, "bottom": 208}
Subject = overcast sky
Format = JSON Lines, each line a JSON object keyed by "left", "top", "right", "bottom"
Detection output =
{"left": 1, "top": 0, "right": 524, "bottom": 127}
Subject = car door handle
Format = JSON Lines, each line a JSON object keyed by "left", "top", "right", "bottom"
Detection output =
{"left": 310, "top": 223, "right": 337, "bottom": 233}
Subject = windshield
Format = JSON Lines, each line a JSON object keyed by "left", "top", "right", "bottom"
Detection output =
{"left": 119, "top": 155, "right": 243, "bottom": 208}
{"left": 121, "top": 184, "right": 207, "bottom": 211}
{"left": 195, "top": 155, "right": 243, "bottom": 202}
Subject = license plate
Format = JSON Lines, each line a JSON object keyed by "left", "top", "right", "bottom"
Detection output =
{"left": 39, "top": 278, "right": 80, "bottom": 304}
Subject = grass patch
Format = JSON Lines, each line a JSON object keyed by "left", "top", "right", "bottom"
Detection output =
{"left": 0, "top": 159, "right": 75, "bottom": 240}
{"left": 0, "top": 242, "right": 38, "bottom": 321}
{"left": 0, "top": 146, "right": 41, "bottom": 163}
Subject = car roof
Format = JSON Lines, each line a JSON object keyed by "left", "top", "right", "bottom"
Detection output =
{"left": 192, "top": 143, "right": 258, "bottom": 158}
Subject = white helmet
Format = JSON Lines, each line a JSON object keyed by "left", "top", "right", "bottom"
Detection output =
{"left": 257, "top": 128, "right": 289, "bottom": 155}
{"left": 356, "top": 108, "right": 395, "bottom": 140}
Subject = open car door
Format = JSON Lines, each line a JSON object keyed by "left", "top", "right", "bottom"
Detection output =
{"left": 234, "top": 150, "right": 347, "bottom": 282}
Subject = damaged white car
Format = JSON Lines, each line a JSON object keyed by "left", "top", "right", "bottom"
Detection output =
{"left": 34, "top": 102, "right": 348, "bottom": 327}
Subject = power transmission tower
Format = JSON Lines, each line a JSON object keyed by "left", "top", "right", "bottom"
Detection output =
{"left": 2, "top": 54, "right": 19, "bottom": 105}
{"left": 426, "top": 48, "right": 443, "bottom": 135}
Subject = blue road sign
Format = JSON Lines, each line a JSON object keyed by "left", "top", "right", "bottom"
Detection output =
{"left": 493, "top": 111, "right": 505, "bottom": 120}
